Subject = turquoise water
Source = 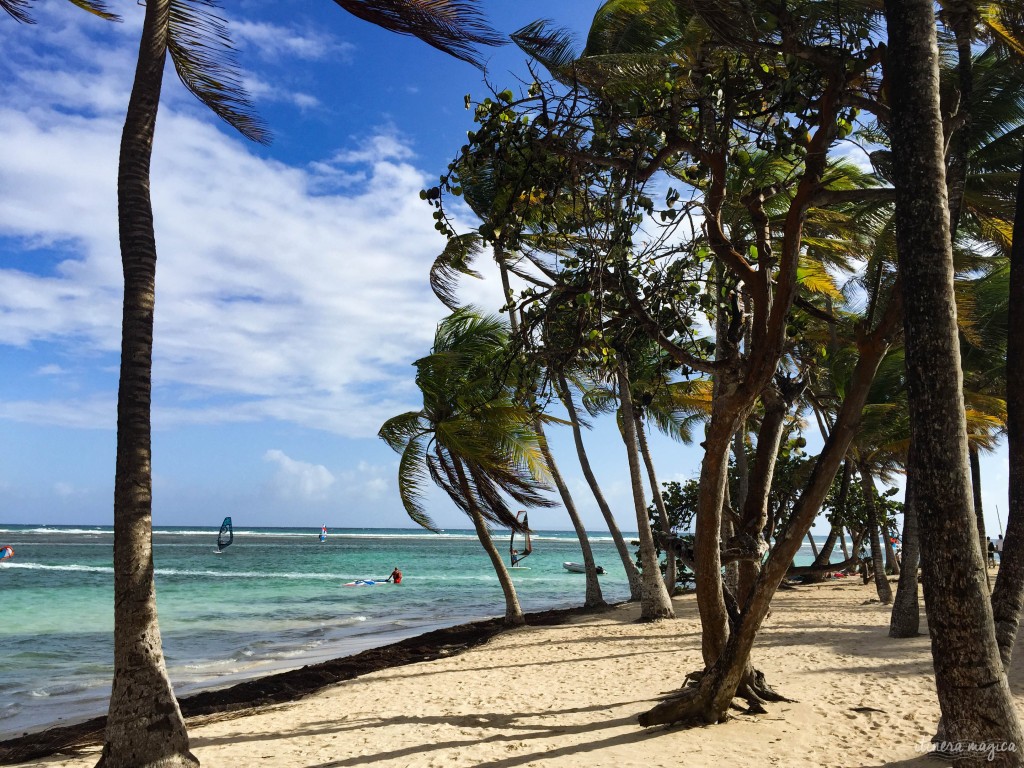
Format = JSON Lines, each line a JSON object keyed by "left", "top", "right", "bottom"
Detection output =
{"left": 0, "top": 523, "right": 824, "bottom": 740}
{"left": 0, "top": 524, "right": 639, "bottom": 739}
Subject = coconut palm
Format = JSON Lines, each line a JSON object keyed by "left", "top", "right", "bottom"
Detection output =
{"left": 104, "top": 3, "right": 501, "bottom": 765}
{"left": 379, "top": 308, "right": 555, "bottom": 626}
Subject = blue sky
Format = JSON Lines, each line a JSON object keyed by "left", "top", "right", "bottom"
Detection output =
{"left": 0, "top": 1, "right": 1010, "bottom": 537}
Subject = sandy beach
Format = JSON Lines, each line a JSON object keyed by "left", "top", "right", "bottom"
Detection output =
{"left": 10, "top": 578, "right": 1014, "bottom": 768}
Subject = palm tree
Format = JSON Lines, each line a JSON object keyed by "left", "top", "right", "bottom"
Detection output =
{"left": 883, "top": 0, "right": 1024, "bottom": 751}
{"left": 104, "top": 3, "right": 501, "bottom": 765}
{"left": 379, "top": 308, "right": 555, "bottom": 626}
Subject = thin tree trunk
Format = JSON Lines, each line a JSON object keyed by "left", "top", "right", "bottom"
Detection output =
{"left": 806, "top": 460, "right": 853, "bottom": 584}
{"left": 840, "top": 525, "right": 850, "bottom": 561}
{"left": 990, "top": 147, "right": 1024, "bottom": 670}
{"left": 536, "top": 419, "right": 605, "bottom": 608}
{"left": 457, "top": 463, "right": 524, "bottom": 626}
{"left": 884, "top": 0, "right": 1024, "bottom": 754}
{"left": 99, "top": 2, "right": 196, "bottom": 765}
{"left": 891, "top": 463, "right": 921, "bottom": 637}
{"left": 970, "top": 444, "right": 990, "bottom": 591}
{"left": 859, "top": 463, "right": 893, "bottom": 604}
{"left": 617, "top": 364, "right": 674, "bottom": 620}
{"left": 636, "top": 416, "right": 677, "bottom": 594}
{"left": 556, "top": 372, "right": 642, "bottom": 600}
{"left": 806, "top": 532, "right": 819, "bottom": 558}
{"left": 883, "top": 521, "right": 901, "bottom": 576}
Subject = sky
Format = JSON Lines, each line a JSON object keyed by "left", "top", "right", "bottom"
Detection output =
{"left": 0, "top": 1, "right": 1011, "bottom": 537}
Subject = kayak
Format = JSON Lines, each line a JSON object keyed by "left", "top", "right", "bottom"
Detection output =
{"left": 563, "top": 562, "right": 605, "bottom": 574}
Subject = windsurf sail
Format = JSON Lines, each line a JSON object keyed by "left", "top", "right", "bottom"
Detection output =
{"left": 0, "top": 545, "right": 13, "bottom": 561}
{"left": 215, "top": 517, "right": 233, "bottom": 552}
{"left": 509, "top": 511, "right": 532, "bottom": 567}
{"left": 319, "top": 524, "right": 327, "bottom": 543}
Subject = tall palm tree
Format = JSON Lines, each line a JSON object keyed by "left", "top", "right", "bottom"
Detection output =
{"left": 104, "top": 3, "right": 501, "bottom": 765}
{"left": 884, "top": 0, "right": 1024, "bottom": 751}
{"left": 379, "top": 308, "right": 555, "bottom": 626}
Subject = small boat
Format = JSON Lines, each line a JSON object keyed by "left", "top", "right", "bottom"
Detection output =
{"left": 563, "top": 562, "right": 604, "bottom": 574}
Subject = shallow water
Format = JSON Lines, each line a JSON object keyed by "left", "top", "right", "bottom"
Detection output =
{"left": 0, "top": 524, "right": 637, "bottom": 738}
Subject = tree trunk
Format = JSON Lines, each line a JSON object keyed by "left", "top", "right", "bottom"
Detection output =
{"left": 890, "top": 464, "right": 922, "bottom": 637}
{"left": 459, "top": 463, "right": 524, "bottom": 626}
{"left": 859, "top": 463, "right": 893, "bottom": 604}
{"left": 735, "top": 389, "right": 786, "bottom": 604}
{"left": 556, "top": 372, "right": 643, "bottom": 600}
{"left": 969, "top": 444, "right": 990, "bottom": 590}
{"left": 990, "top": 147, "right": 1024, "bottom": 671}
{"left": 883, "top": 522, "right": 901, "bottom": 576}
{"left": 99, "top": 3, "right": 197, "bottom": 766}
{"left": 639, "top": 306, "right": 894, "bottom": 727}
{"left": 884, "top": 0, "right": 1024, "bottom": 755}
{"left": 536, "top": 419, "right": 605, "bottom": 608}
{"left": 806, "top": 460, "right": 852, "bottom": 584}
{"left": 636, "top": 416, "right": 677, "bottom": 594}
{"left": 617, "top": 364, "right": 674, "bottom": 620}
{"left": 806, "top": 531, "right": 819, "bottom": 558}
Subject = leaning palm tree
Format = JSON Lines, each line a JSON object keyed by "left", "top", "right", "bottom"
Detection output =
{"left": 105, "top": 3, "right": 501, "bottom": 766}
{"left": 379, "top": 308, "right": 555, "bottom": 626}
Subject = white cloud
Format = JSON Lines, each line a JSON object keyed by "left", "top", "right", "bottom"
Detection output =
{"left": 264, "top": 449, "right": 335, "bottom": 501}
{"left": 231, "top": 20, "right": 351, "bottom": 63}
{"left": 0, "top": 15, "right": 510, "bottom": 439}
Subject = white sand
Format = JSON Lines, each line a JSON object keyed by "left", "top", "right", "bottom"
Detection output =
{"left": 27, "top": 579, "right": 1012, "bottom": 768}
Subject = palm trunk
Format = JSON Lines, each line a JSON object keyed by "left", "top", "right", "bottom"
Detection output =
{"left": 806, "top": 460, "right": 853, "bottom": 584}
{"left": 990, "top": 147, "right": 1024, "bottom": 670}
{"left": 636, "top": 416, "right": 677, "bottom": 594}
{"left": 556, "top": 372, "right": 642, "bottom": 599}
{"left": 859, "top": 463, "right": 893, "bottom": 604}
{"left": 536, "top": 420, "right": 605, "bottom": 608}
{"left": 456, "top": 462, "right": 524, "bottom": 626}
{"left": 617, "top": 364, "right": 674, "bottom": 620}
{"left": 890, "top": 464, "right": 922, "bottom": 637}
{"left": 969, "top": 444, "right": 990, "bottom": 591}
{"left": 100, "top": 2, "right": 196, "bottom": 766}
{"left": 883, "top": 522, "right": 901, "bottom": 576}
{"left": 806, "top": 532, "right": 819, "bottom": 558}
{"left": 885, "top": 0, "right": 1024, "bottom": 753}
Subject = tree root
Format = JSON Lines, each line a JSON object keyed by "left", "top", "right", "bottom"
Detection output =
{"left": 637, "top": 667, "right": 793, "bottom": 727}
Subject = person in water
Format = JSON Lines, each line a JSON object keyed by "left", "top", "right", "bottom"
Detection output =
{"left": 387, "top": 567, "right": 402, "bottom": 584}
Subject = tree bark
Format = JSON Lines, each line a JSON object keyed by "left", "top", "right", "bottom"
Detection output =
{"left": 990, "top": 147, "right": 1024, "bottom": 671}
{"left": 859, "top": 463, "right": 893, "bottom": 604}
{"left": 884, "top": 0, "right": 1024, "bottom": 756}
{"left": 969, "top": 444, "right": 990, "bottom": 590}
{"left": 99, "top": 2, "right": 197, "bottom": 766}
{"left": 617, "top": 364, "right": 674, "bottom": 619}
{"left": 890, "top": 463, "right": 921, "bottom": 637}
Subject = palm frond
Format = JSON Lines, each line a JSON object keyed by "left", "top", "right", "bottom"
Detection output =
{"left": 332, "top": 0, "right": 505, "bottom": 68}
{"left": 511, "top": 19, "right": 580, "bottom": 81}
{"left": 2, "top": 0, "right": 119, "bottom": 23}
{"left": 430, "top": 233, "right": 484, "bottom": 311}
{"left": 396, "top": 434, "right": 436, "bottom": 530}
{"left": 0, "top": 0, "right": 32, "bottom": 22}
{"left": 168, "top": 0, "right": 269, "bottom": 144}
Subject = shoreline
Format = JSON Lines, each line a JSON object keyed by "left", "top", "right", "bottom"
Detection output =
{"left": 0, "top": 604, "right": 595, "bottom": 765}
{"left": 10, "top": 579, "right": 1021, "bottom": 767}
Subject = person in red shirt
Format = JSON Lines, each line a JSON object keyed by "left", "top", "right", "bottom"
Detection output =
{"left": 387, "top": 567, "right": 402, "bottom": 584}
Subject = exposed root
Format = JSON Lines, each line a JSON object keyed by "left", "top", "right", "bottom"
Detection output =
{"left": 638, "top": 666, "right": 793, "bottom": 727}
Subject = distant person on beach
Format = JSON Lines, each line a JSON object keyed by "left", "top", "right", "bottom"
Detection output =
{"left": 996, "top": 535, "right": 1004, "bottom": 564}
{"left": 387, "top": 567, "right": 402, "bottom": 584}
{"left": 988, "top": 538, "right": 997, "bottom": 567}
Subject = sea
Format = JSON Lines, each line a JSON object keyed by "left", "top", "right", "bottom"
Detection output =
{"left": 0, "top": 524, "right": 643, "bottom": 740}
{"left": 0, "top": 523, "right": 827, "bottom": 741}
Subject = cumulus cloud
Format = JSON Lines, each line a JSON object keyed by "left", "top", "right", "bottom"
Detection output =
{"left": 0, "top": 9, "right": 506, "bottom": 439}
{"left": 264, "top": 449, "right": 336, "bottom": 501}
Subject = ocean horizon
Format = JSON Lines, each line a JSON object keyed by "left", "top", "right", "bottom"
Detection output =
{"left": 0, "top": 523, "right": 822, "bottom": 740}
